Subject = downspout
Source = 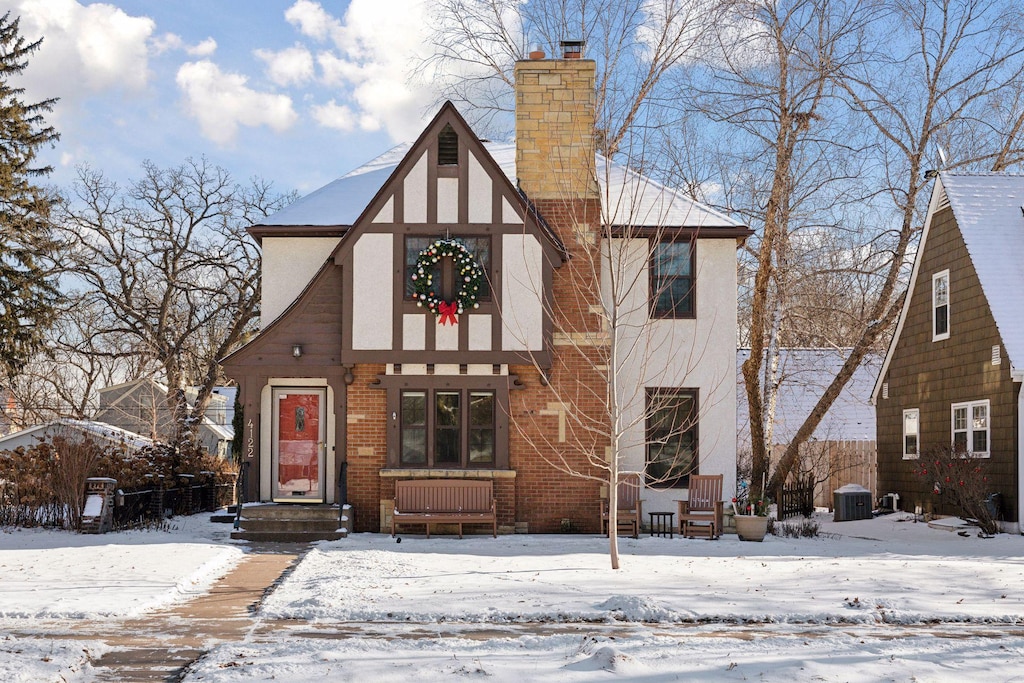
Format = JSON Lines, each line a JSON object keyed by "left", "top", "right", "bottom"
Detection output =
{"left": 1015, "top": 368, "right": 1023, "bottom": 534}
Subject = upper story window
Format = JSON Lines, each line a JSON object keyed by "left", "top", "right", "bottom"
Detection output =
{"left": 645, "top": 388, "right": 698, "bottom": 488}
{"left": 651, "top": 239, "right": 695, "bottom": 319}
{"left": 902, "top": 408, "right": 919, "bottom": 459}
{"left": 404, "top": 236, "right": 491, "bottom": 302}
{"left": 932, "top": 270, "right": 949, "bottom": 341}
{"left": 438, "top": 124, "right": 459, "bottom": 166}
{"left": 952, "top": 399, "right": 989, "bottom": 457}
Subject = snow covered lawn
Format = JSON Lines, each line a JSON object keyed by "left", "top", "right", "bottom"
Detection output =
{"left": 262, "top": 513, "right": 1024, "bottom": 625}
{"left": 0, "top": 515, "right": 243, "bottom": 619}
{"left": 188, "top": 513, "right": 1024, "bottom": 682}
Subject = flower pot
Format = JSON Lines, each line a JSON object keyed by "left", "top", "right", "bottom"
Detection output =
{"left": 734, "top": 514, "right": 769, "bottom": 542}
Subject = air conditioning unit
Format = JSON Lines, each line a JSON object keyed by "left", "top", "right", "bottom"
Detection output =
{"left": 833, "top": 484, "right": 873, "bottom": 522}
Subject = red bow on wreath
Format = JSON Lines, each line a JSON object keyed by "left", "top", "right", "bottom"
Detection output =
{"left": 438, "top": 301, "right": 459, "bottom": 326}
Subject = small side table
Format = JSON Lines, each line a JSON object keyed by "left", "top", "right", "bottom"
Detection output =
{"left": 649, "top": 511, "right": 674, "bottom": 538}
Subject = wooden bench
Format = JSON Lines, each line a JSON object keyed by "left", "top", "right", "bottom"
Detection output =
{"left": 392, "top": 479, "right": 497, "bottom": 538}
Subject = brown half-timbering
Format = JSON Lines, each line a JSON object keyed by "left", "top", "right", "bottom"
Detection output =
{"left": 379, "top": 373, "right": 513, "bottom": 470}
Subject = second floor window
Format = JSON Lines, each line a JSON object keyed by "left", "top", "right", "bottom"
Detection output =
{"left": 405, "top": 236, "right": 491, "bottom": 302}
{"left": 932, "top": 270, "right": 949, "bottom": 340}
{"left": 651, "top": 239, "right": 694, "bottom": 318}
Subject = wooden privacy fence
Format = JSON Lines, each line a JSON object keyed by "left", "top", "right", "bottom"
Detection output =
{"left": 768, "top": 440, "right": 877, "bottom": 518}
{"left": 820, "top": 440, "right": 876, "bottom": 509}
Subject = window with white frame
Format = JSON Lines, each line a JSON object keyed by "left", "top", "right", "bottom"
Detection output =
{"left": 902, "top": 409, "right": 919, "bottom": 459}
{"left": 951, "top": 399, "right": 989, "bottom": 457}
{"left": 932, "top": 270, "right": 949, "bottom": 340}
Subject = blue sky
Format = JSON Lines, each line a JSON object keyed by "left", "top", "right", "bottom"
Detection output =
{"left": 2, "top": 0, "right": 450, "bottom": 196}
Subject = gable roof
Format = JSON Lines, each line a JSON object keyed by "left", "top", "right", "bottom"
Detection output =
{"left": 873, "top": 172, "right": 1024, "bottom": 401}
{"left": 254, "top": 107, "right": 743, "bottom": 232}
{"left": 737, "top": 349, "right": 879, "bottom": 446}
{"left": 941, "top": 173, "right": 1024, "bottom": 374}
{"left": 0, "top": 419, "right": 155, "bottom": 453}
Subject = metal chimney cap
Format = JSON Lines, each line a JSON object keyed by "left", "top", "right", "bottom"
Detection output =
{"left": 560, "top": 39, "right": 584, "bottom": 58}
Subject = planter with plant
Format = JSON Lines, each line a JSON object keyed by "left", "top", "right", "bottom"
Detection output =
{"left": 733, "top": 493, "right": 772, "bottom": 541}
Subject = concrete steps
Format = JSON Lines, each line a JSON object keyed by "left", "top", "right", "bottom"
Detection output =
{"left": 230, "top": 503, "right": 353, "bottom": 543}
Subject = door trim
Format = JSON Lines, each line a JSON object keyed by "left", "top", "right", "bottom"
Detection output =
{"left": 260, "top": 379, "right": 336, "bottom": 503}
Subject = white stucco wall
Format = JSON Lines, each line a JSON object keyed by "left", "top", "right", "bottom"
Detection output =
{"left": 404, "top": 154, "right": 428, "bottom": 223}
{"left": 468, "top": 152, "right": 492, "bottom": 223}
{"left": 351, "top": 233, "right": 394, "bottom": 349}
{"left": 603, "top": 237, "right": 739, "bottom": 513}
{"left": 501, "top": 233, "right": 545, "bottom": 351}
{"left": 261, "top": 237, "right": 340, "bottom": 327}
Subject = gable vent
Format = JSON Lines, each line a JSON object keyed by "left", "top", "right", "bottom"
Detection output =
{"left": 882, "top": 382, "right": 889, "bottom": 400}
{"left": 992, "top": 345, "right": 1001, "bottom": 365}
{"left": 936, "top": 188, "right": 950, "bottom": 211}
{"left": 438, "top": 125, "right": 458, "bottom": 165}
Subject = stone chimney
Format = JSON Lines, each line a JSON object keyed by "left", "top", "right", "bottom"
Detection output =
{"left": 514, "top": 41, "right": 598, "bottom": 202}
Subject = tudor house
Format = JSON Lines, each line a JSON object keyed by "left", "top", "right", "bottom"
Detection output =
{"left": 222, "top": 48, "right": 749, "bottom": 534}
{"left": 873, "top": 172, "right": 1024, "bottom": 532}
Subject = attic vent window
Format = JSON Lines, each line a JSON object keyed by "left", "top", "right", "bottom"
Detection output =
{"left": 882, "top": 382, "right": 889, "bottom": 400}
{"left": 992, "top": 345, "right": 1001, "bottom": 365}
{"left": 438, "top": 125, "right": 458, "bottom": 165}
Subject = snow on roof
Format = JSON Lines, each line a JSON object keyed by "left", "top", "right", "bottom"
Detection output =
{"left": 939, "top": 172, "right": 1024, "bottom": 371}
{"left": 736, "top": 349, "right": 880, "bottom": 447}
{"left": 0, "top": 419, "right": 154, "bottom": 452}
{"left": 258, "top": 141, "right": 743, "bottom": 230}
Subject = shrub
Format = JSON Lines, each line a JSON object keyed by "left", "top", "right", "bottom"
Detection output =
{"left": 912, "top": 446, "right": 999, "bottom": 535}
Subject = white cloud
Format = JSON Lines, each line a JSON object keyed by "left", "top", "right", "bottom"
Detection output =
{"left": 176, "top": 61, "right": 298, "bottom": 145}
{"left": 284, "top": 0, "right": 342, "bottom": 42}
{"left": 284, "top": 0, "right": 438, "bottom": 141}
{"left": 187, "top": 38, "right": 218, "bottom": 57}
{"left": 311, "top": 100, "right": 357, "bottom": 131}
{"left": 13, "top": 0, "right": 155, "bottom": 105}
{"left": 255, "top": 44, "right": 315, "bottom": 87}
{"left": 151, "top": 33, "right": 216, "bottom": 57}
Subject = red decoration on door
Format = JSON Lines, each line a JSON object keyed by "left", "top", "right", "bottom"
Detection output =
{"left": 438, "top": 300, "right": 459, "bottom": 326}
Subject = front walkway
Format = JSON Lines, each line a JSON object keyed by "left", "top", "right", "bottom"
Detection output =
{"left": 4, "top": 547, "right": 302, "bottom": 682}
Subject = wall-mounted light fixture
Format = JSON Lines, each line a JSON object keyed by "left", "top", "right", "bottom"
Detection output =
{"left": 292, "top": 344, "right": 302, "bottom": 358}
{"left": 343, "top": 364, "right": 355, "bottom": 385}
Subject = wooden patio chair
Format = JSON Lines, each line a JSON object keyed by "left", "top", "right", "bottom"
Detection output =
{"left": 676, "top": 474, "right": 724, "bottom": 539}
{"left": 601, "top": 473, "right": 643, "bottom": 539}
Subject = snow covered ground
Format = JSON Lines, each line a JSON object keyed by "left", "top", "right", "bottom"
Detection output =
{"left": 190, "top": 512, "right": 1024, "bottom": 682}
{"left": 0, "top": 515, "right": 243, "bottom": 619}
{"left": 4, "top": 511, "right": 1024, "bottom": 681}
{"left": 0, "top": 515, "right": 242, "bottom": 681}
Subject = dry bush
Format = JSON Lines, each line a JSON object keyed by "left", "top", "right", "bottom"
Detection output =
{"left": 913, "top": 446, "right": 999, "bottom": 535}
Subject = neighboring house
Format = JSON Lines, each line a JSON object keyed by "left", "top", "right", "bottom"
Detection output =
{"left": 873, "top": 172, "right": 1024, "bottom": 532}
{"left": 95, "top": 379, "right": 233, "bottom": 458}
{"left": 223, "top": 48, "right": 749, "bottom": 533}
{"left": 0, "top": 419, "right": 154, "bottom": 454}
{"left": 737, "top": 349, "right": 879, "bottom": 507}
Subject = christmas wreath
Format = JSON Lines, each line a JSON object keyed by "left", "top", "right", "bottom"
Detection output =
{"left": 410, "top": 238, "right": 484, "bottom": 325}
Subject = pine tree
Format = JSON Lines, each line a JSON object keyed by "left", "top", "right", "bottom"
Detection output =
{"left": 0, "top": 12, "right": 59, "bottom": 376}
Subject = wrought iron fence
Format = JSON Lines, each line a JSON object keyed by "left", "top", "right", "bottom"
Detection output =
{"left": 109, "top": 475, "right": 236, "bottom": 530}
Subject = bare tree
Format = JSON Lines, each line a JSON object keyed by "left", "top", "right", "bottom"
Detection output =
{"left": 53, "top": 158, "right": 292, "bottom": 450}
{"left": 756, "top": 0, "right": 1024, "bottom": 496}
{"left": 419, "top": 0, "right": 726, "bottom": 153}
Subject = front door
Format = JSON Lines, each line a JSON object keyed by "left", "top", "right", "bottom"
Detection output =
{"left": 272, "top": 388, "right": 326, "bottom": 502}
